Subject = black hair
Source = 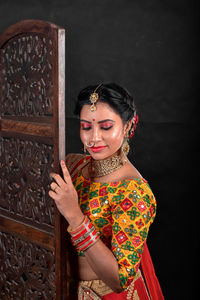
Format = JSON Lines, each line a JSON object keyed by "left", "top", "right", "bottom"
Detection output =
{"left": 74, "top": 83, "right": 138, "bottom": 137}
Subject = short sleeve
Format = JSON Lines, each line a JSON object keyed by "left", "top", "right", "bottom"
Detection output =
{"left": 110, "top": 179, "right": 156, "bottom": 290}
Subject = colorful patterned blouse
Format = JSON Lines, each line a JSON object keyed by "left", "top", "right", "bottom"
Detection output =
{"left": 71, "top": 165, "right": 157, "bottom": 290}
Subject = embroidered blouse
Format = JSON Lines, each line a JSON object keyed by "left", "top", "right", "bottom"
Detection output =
{"left": 71, "top": 162, "right": 157, "bottom": 290}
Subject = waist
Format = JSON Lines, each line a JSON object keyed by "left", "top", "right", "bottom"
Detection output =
{"left": 78, "top": 269, "right": 142, "bottom": 298}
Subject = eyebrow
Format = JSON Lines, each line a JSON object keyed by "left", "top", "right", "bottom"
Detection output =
{"left": 80, "top": 119, "right": 115, "bottom": 124}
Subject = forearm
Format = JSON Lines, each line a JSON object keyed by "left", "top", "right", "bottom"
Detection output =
{"left": 67, "top": 213, "right": 123, "bottom": 293}
{"left": 84, "top": 238, "right": 123, "bottom": 293}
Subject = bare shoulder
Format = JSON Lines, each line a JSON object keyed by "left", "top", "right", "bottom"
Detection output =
{"left": 120, "top": 161, "right": 143, "bottom": 180}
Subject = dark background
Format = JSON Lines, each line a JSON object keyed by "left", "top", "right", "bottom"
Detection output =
{"left": 0, "top": 0, "right": 198, "bottom": 299}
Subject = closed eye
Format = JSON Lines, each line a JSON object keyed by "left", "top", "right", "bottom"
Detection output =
{"left": 81, "top": 127, "right": 91, "bottom": 130}
{"left": 81, "top": 126, "right": 113, "bottom": 130}
{"left": 101, "top": 125, "right": 113, "bottom": 130}
{"left": 100, "top": 121, "right": 114, "bottom": 130}
{"left": 80, "top": 122, "right": 92, "bottom": 130}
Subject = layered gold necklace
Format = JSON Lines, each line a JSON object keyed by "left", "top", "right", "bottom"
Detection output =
{"left": 88, "top": 153, "right": 126, "bottom": 178}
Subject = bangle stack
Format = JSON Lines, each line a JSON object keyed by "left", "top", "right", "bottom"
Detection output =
{"left": 68, "top": 216, "right": 100, "bottom": 252}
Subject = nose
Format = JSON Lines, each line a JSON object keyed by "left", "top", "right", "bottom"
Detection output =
{"left": 90, "top": 126, "right": 101, "bottom": 145}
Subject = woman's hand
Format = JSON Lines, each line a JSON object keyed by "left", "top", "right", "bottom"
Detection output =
{"left": 49, "top": 160, "right": 84, "bottom": 228}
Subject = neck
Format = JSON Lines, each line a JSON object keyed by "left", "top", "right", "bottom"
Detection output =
{"left": 89, "top": 150, "right": 126, "bottom": 178}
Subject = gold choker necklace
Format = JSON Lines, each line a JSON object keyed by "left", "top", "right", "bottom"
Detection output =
{"left": 89, "top": 153, "right": 125, "bottom": 178}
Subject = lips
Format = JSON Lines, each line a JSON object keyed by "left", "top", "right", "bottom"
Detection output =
{"left": 90, "top": 146, "right": 107, "bottom": 153}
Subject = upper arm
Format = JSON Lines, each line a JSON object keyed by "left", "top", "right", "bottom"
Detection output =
{"left": 110, "top": 181, "right": 156, "bottom": 289}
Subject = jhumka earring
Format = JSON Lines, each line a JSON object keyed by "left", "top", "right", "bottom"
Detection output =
{"left": 121, "top": 131, "right": 130, "bottom": 158}
{"left": 89, "top": 84, "right": 102, "bottom": 111}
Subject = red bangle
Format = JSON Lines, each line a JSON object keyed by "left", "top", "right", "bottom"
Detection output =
{"left": 79, "top": 233, "right": 99, "bottom": 252}
{"left": 68, "top": 216, "right": 100, "bottom": 252}
{"left": 71, "top": 220, "right": 93, "bottom": 240}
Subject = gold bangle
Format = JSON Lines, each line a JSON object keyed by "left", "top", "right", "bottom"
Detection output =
{"left": 67, "top": 215, "right": 87, "bottom": 234}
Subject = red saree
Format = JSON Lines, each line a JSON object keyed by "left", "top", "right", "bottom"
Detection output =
{"left": 101, "top": 243, "right": 164, "bottom": 299}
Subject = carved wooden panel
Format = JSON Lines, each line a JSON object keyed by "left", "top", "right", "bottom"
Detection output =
{"left": 1, "top": 33, "right": 53, "bottom": 117}
{"left": 0, "top": 33, "right": 53, "bottom": 117}
{"left": 0, "top": 231, "right": 56, "bottom": 299}
{"left": 0, "top": 20, "right": 67, "bottom": 299}
{"left": 0, "top": 135, "right": 54, "bottom": 232}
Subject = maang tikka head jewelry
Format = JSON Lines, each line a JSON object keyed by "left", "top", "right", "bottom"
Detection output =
{"left": 89, "top": 84, "right": 102, "bottom": 111}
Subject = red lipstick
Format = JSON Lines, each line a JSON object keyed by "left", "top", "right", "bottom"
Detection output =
{"left": 90, "top": 146, "right": 107, "bottom": 153}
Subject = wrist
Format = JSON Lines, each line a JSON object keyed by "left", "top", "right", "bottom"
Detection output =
{"left": 68, "top": 215, "right": 100, "bottom": 252}
{"left": 67, "top": 210, "right": 85, "bottom": 231}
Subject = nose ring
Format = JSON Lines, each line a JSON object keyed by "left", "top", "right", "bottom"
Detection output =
{"left": 85, "top": 140, "right": 95, "bottom": 148}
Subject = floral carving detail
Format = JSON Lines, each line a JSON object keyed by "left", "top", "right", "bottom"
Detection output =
{"left": 0, "top": 33, "right": 53, "bottom": 117}
{"left": 0, "top": 136, "right": 54, "bottom": 231}
{"left": 0, "top": 231, "right": 56, "bottom": 299}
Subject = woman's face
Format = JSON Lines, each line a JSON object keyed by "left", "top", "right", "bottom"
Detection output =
{"left": 80, "top": 102, "right": 127, "bottom": 160}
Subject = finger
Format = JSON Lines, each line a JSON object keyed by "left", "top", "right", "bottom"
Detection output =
{"left": 50, "top": 183, "right": 60, "bottom": 193}
{"left": 50, "top": 172, "right": 66, "bottom": 188}
{"left": 48, "top": 190, "right": 59, "bottom": 200}
{"left": 60, "top": 160, "right": 72, "bottom": 183}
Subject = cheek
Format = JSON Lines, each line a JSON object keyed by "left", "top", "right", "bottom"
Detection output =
{"left": 80, "top": 130, "right": 85, "bottom": 144}
{"left": 106, "top": 127, "right": 124, "bottom": 143}
{"left": 80, "top": 130, "right": 90, "bottom": 144}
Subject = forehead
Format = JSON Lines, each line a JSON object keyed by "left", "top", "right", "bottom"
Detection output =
{"left": 80, "top": 102, "right": 122, "bottom": 122}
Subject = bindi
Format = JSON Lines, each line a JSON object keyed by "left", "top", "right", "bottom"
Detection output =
{"left": 92, "top": 118, "right": 95, "bottom": 121}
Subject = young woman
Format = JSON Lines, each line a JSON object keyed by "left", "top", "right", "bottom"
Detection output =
{"left": 49, "top": 83, "right": 164, "bottom": 299}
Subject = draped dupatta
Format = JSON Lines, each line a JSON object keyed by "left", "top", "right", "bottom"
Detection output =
{"left": 140, "top": 243, "right": 164, "bottom": 299}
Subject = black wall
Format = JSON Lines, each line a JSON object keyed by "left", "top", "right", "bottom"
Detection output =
{"left": 0, "top": 0, "right": 198, "bottom": 299}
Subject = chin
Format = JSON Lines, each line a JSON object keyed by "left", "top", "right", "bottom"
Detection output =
{"left": 89, "top": 152, "right": 107, "bottom": 160}
{"left": 89, "top": 149, "right": 119, "bottom": 160}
